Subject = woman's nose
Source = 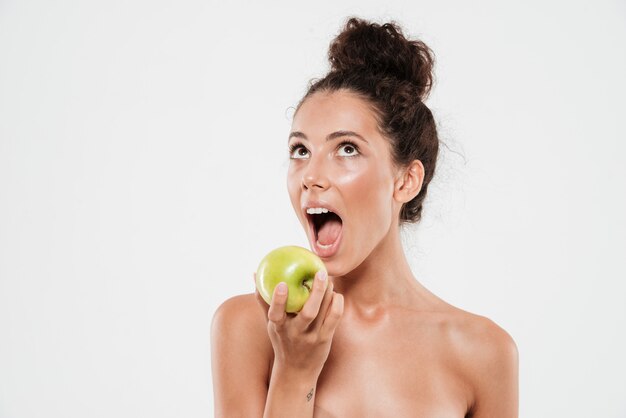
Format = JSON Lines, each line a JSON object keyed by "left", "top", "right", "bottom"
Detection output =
{"left": 302, "top": 155, "right": 330, "bottom": 190}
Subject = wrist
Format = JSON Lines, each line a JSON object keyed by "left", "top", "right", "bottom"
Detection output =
{"left": 271, "top": 363, "right": 321, "bottom": 386}
{"left": 264, "top": 363, "right": 319, "bottom": 418}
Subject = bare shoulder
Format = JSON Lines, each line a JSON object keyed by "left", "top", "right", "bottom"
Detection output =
{"left": 210, "top": 292, "right": 273, "bottom": 417}
{"left": 212, "top": 292, "right": 262, "bottom": 326}
{"left": 441, "top": 307, "right": 519, "bottom": 414}
{"left": 211, "top": 292, "right": 270, "bottom": 351}
{"left": 416, "top": 293, "right": 517, "bottom": 354}
{"left": 445, "top": 307, "right": 517, "bottom": 359}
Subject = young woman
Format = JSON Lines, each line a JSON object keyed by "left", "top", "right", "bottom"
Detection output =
{"left": 211, "top": 17, "right": 518, "bottom": 418}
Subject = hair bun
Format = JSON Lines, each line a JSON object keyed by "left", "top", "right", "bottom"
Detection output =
{"left": 327, "top": 17, "right": 435, "bottom": 101}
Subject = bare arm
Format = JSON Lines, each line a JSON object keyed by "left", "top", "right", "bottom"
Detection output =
{"left": 211, "top": 272, "right": 343, "bottom": 418}
{"left": 257, "top": 271, "right": 344, "bottom": 418}
{"left": 262, "top": 364, "right": 320, "bottom": 417}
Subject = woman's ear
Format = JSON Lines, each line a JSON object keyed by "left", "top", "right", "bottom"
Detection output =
{"left": 393, "top": 160, "right": 425, "bottom": 204}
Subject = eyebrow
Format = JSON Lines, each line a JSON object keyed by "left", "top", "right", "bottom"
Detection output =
{"left": 288, "top": 130, "right": 369, "bottom": 144}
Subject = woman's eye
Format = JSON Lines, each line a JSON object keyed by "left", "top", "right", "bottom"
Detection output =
{"left": 289, "top": 142, "right": 358, "bottom": 159}
{"left": 289, "top": 145, "right": 309, "bottom": 159}
{"left": 337, "top": 143, "right": 359, "bottom": 157}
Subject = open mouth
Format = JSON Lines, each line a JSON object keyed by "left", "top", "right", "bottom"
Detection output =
{"left": 306, "top": 210, "right": 343, "bottom": 257}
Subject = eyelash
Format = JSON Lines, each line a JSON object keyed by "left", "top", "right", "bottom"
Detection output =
{"left": 288, "top": 141, "right": 360, "bottom": 159}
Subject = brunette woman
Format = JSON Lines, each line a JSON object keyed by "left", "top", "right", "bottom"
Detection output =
{"left": 211, "top": 16, "right": 519, "bottom": 418}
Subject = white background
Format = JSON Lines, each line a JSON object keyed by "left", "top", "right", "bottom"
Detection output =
{"left": 1, "top": 1, "right": 625, "bottom": 417}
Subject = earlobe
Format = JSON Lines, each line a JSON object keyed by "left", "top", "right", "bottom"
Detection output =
{"left": 393, "top": 160, "right": 425, "bottom": 203}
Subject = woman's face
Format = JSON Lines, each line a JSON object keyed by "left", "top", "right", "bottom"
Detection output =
{"left": 287, "top": 89, "right": 401, "bottom": 276}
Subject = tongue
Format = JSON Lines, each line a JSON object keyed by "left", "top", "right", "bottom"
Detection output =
{"left": 317, "top": 217, "right": 342, "bottom": 245}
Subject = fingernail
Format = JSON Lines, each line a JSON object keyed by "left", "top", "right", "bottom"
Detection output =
{"left": 277, "top": 282, "right": 287, "bottom": 294}
{"left": 318, "top": 271, "right": 327, "bottom": 281}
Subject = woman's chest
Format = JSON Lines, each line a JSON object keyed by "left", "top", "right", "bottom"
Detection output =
{"left": 311, "top": 314, "right": 471, "bottom": 418}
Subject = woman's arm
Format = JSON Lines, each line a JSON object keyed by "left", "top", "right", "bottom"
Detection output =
{"left": 256, "top": 271, "right": 344, "bottom": 418}
{"left": 211, "top": 272, "right": 343, "bottom": 418}
{"left": 262, "top": 363, "right": 320, "bottom": 417}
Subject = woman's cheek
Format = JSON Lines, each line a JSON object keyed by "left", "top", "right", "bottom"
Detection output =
{"left": 331, "top": 158, "right": 368, "bottom": 186}
{"left": 344, "top": 165, "right": 394, "bottom": 221}
{"left": 333, "top": 161, "right": 378, "bottom": 196}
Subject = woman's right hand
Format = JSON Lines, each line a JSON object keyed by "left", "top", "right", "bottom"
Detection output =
{"left": 254, "top": 270, "right": 344, "bottom": 379}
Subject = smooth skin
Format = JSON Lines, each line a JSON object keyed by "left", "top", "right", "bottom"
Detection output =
{"left": 211, "top": 89, "right": 519, "bottom": 417}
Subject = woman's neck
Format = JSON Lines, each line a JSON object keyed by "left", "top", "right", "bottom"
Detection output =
{"left": 331, "top": 224, "right": 426, "bottom": 317}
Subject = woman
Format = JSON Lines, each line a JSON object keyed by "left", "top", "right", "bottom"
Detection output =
{"left": 211, "top": 16, "right": 518, "bottom": 418}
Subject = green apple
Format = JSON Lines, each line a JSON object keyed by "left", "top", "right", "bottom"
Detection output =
{"left": 256, "top": 245, "right": 327, "bottom": 313}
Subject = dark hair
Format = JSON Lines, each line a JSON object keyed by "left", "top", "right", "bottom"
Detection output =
{"left": 294, "top": 16, "right": 439, "bottom": 225}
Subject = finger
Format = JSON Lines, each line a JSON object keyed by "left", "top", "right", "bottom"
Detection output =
{"left": 308, "top": 278, "right": 334, "bottom": 331}
{"left": 267, "top": 282, "right": 288, "bottom": 328}
{"left": 295, "top": 270, "right": 328, "bottom": 328}
{"left": 319, "top": 292, "right": 344, "bottom": 341}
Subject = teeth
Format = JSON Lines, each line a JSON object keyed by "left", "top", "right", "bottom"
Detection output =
{"left": 316, "top": 240, "right": 333, "bottom": 249}
{"left": 306, "top": 207, "right": 330, "bottom": 215}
